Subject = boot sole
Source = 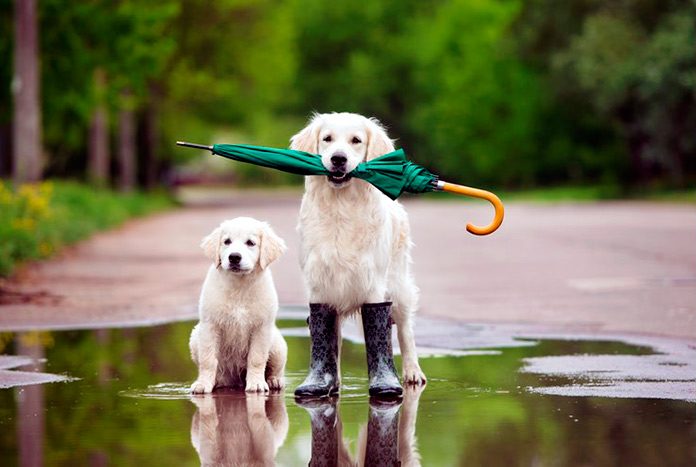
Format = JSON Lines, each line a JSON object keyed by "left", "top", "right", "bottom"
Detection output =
{"left": 294, "top": 386, "right": 339, "bottom": 398}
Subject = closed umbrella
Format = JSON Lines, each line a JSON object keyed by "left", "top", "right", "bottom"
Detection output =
{"left": 177, "top": 142, "right": 504, "bottom": 235}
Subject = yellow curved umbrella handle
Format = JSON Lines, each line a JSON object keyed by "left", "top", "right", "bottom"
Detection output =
{"left": 439, "top": 181, "right": 505, "bottom": 235}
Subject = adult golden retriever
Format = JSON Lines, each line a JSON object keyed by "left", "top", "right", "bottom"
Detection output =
{"left": 291, "top": 112, "right": 426, "bottom": 393}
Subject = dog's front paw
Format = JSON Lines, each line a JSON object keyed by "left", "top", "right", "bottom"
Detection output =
{"left": 191, "top": 380, "right": 214, "bottom": 394}
{"left": 402, "top": 365, "right": 427, "bottom": 385}
{"left": 245, "top": 378, "right": 270, "bottom": 393}
{"left": 267, "top": 375, "right": 285, "bottom": 391}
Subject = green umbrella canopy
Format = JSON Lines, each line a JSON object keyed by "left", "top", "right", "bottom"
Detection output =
{"left": 176, "top": 141, "right": 504, "bottom": 235}
{"left": 178, "top": 142, "right": 437, "bottom": 200}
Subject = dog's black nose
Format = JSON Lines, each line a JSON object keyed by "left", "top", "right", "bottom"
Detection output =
{"left": 228, "top": 253, "right": 241, "bottom": 265}
{"left": 331, "top": 152, "right": 347, "bottom": 169}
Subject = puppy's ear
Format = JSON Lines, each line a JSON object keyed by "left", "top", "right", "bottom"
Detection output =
{"left": 201, "top": 227, "right": 222, "bottom": 267}
{"left": 366, "top": 117, "right": 395, "bottom": 161}
{"left": 290, "top": 114, "right": 321, "bottom": 153}
{"left": 259, "top": 223, "right": 287, "bottom": 270}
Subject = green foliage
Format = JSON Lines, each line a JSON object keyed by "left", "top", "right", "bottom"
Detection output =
{"left": 517, "top": 0, "right": 696, "bottom": 187}
{"left": 403, "top": 0, "right": 545, "bottom": 186}
{"left": 164, "top": 0, "right": 297, "bottom": 128}
{"left": 30, "top": 0, "right": 178, "bottom": 173}
{"left": 0, "top": 180, "right": 173, "bottom": 277}
{"left": 1, "top": 0, "right": 694, "bottom": 190}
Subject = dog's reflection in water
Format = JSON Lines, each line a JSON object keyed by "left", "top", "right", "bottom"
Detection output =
{"left": 299, "top": 385, "right": 425, "bottom": 467}
{"left": 190, "top": 392, "right": 288, "bottom": 466}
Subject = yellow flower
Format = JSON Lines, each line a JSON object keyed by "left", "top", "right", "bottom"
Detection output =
{"left": 18, "top": 183, "right": 38, "bottom": 198}
{"left": 39, "top": 242, "right": 53, "bottom": 256}
{"left": 17, "top": 182, "right": 50, "bottom": 217}
{"left": 27, "top": 194, "right": 49, "bottom": 215}
{"left": 0, "top": 183, "right": 13, "bottom": 205}
{"left": 11, "top": 217, "right": 35, "bottom": 231}
{"left": 40, "top": 181, "right": 53, "bottom": 196}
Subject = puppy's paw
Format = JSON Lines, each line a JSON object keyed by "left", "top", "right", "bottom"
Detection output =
{"left": 245, "top": 378, "right": 270, "bottom": 393}
{"left": 267, "top": 375, "right": 285, "bottom": 391}
{"left": 402, "top": 365, "right": 427, "bottom": 385}
{"left": 191, "top": 380, "right": 214, "bottom": 394}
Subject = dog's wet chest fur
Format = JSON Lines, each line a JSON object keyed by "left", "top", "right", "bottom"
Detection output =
{"left": 210, "top": 304, "right": 264, "bottom": 383}
{"left": 204, "top": 272, "right": 276, "bottom": 370}
{"left": 299, "top": 181, "right": 394, "bottom": 306}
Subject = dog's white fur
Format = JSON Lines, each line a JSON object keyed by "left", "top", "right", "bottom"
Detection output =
{"left": 291, "top": 112, "right": 426, "bottom": 384}
{"left": 190, "top": 217, "right": 288, "bottom": 393}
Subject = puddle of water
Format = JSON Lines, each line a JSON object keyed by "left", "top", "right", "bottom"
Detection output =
{"left": 0, "top": 320, "right": 695, "bottom": 466}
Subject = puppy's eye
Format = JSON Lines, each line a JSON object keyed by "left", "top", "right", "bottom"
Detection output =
{"left": 351, "top": 136, "right": 362, "bottom": 144}
{"left": 245, "top": 239, "right": 256, "bottom": 247}
{"left": 322, "top": 135, "right": 332, "bottom": 143}
{"left": 223, "top": 238, "right": 231, "bottom": 245}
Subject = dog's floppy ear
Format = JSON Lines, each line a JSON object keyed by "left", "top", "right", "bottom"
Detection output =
{"left": 366, "top": 117, "right": 395, "bottom": 161}
{"left": 201, "top": 227, "right": 222, "bottom": 267}
{"left": 290, "top": 114, "right": 321, "bottom": 153}
{"left": 259, "top": 223, "right": 287, "bottom": 270}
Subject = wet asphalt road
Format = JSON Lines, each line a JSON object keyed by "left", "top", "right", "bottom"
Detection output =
{"left": 1, "top": 189, "right": 694, "bottom": 340}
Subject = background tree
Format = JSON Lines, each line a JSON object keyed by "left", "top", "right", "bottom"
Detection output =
{"left": 514, "top": 0, "right": 695, "bottom": 188}
{"left": 12, "top": 0, "right": 42, "bottom": 183}
{"left": 1, "top": 0, "right": 694, "bottom": 191}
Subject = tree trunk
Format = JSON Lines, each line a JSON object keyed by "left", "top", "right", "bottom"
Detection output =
{"left": 0, "top": 123, "right": 11, "bottom": 177}
{"left": 88, "top": 69, "right": 110, "bottom": 186}
{"left": 143, "top": 84, "right": 161, "bottom": 189}
{"left": 12, "top": 0, "right": 42, "bottom": 183}
{"left": 117, "top": 90, "right": 136, "bottom": 192}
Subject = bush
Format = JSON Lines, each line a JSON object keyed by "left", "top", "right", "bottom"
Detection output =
{"left": 0, "top": 180, "right": 174, "bottom": 277}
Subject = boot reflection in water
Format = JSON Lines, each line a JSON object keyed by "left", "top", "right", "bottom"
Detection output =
{"left": 298, "top": 384, "right": 424, "bottom": 466}
{"left": 296, "top": 397, "right": 353, "bottom": 467}
{"left": 190, "top": 393, "right": 288, "bottom": 466}
{"left": 363, "top": 399, "right": 400, "bottom": 467}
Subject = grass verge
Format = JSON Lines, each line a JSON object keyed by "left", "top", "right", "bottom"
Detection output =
{"left": 0, "top": 180, "right": 175, "bottom": 277}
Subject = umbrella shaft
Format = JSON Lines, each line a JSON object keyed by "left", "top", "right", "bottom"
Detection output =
{"left": 176, "top": 141, "right": 213, "bottom": 151}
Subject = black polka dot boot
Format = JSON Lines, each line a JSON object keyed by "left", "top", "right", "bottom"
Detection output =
{"left": 362, "top": 302, "right": 403, "bottom": 398}
{"left": 295, "top": 303, "right": 340, "bottom": 397}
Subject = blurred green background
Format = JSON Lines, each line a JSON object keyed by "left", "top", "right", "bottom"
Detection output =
{"left": 1, "top": 0, "right": 695, "bottom": 275}
{"left": 2, "top": 0, "right": 694, "bottom": 190}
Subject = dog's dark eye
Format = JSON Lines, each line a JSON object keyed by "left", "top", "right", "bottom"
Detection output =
{"left": 246, "top": 239, "right": 256, "bottom": 247}
{"left": 322, "top": 135, "right": 332, "bottom": 143}
{"left": 351, "top": 136, "right": 362, "bottom": 144}
{"left": 223, "top": 238, "right": 231, "bottom": 245}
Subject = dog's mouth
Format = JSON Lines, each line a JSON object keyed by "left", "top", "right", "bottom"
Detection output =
{"left": 327, "top": 172, "right": 352, "bottom": 186}
{"left": 227, "top": 265, "right": 251, "bottom": 274}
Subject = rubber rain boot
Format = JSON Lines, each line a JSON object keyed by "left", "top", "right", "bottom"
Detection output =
{"left": 362, "top": 302, "right": 403, "bottom": 398}
{"left": 295, "top": 303, "right": 340, "bottom": 397}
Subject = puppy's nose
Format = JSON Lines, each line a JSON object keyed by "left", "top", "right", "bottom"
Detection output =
{"left": 331, "top": 152, "right": 347, "bottom": 170}
{"left": 228, "top": 253, "right": 241, "bottom": 265}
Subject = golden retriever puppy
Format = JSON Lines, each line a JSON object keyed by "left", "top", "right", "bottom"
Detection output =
{"left": 291, "top": 112, "right": 426, "bottom": 398}
{"left": 190, "top": 217, "right": 287, "bottom": 393}
{"left": 190, "top": 394, "right": 289, "bottom": 465}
